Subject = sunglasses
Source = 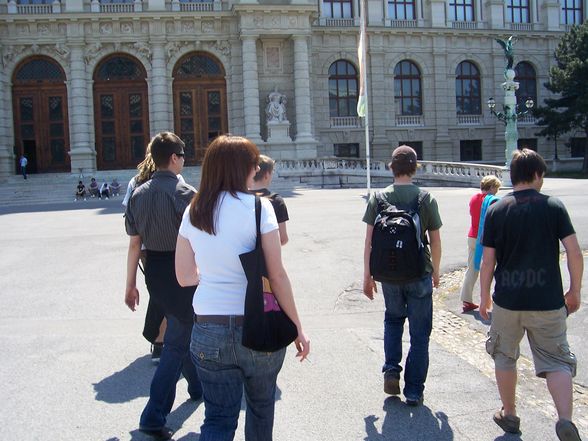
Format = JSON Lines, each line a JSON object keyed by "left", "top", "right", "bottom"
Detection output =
{"left": 175, "top": 152, "right": 185, "bottom": 157}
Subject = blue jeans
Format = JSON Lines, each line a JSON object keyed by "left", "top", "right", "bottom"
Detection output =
{"left": 191, "top": 319, "right": 286, "bottom": 441}
{"left": 382, "top": 275, "right": 433, "bottom": 400}
{"left": 140, "top": 315, "right": 202, "bottom": 430}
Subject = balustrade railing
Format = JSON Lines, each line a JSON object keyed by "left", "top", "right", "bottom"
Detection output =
{"left": 387, "top": 19, "right": 417, "bottom": 28}
{"left": 457, "top": 115, "right": 481, "bottom": 125}
{"left": 451, "top": 20, "right": 478, "bottom": 29}
{"left": 517, "top": 114, "right": 537, "bottom": 125}
{"left": 14, "top": 3, "right": 53, "bottom": 14}
{"left": 509, "top": 22, "right": 534, "bottom": 31}
{"left": 319, "top": 17, "right": 358, "bottom": 27}
{"left": 330, "top": 116, "right": 361, "bottom": 128}
{"left": 171, "top": 0, "right": 215, "bottom": 11}
{"left": 396, "top": 115, "right": 423, "bottom": 126}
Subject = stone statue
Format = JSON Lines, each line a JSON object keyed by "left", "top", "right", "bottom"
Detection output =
{"left": 495, "top": 36, "right": 516, "bottom": 71}
{"left": 265, "top": 88, "right": 288, "bottom": 123}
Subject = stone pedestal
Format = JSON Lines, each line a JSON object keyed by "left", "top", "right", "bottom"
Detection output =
{"left": 267, "top": 121, "right": 291, "bottom": 143}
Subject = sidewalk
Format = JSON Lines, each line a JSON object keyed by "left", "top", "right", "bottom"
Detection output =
{"left": 0, "top": 181, "right": 585, "bottom": 440}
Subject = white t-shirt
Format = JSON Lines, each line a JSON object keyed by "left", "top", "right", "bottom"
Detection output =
{"left": 178, "top": 191, "right": 278, "bottom": 315}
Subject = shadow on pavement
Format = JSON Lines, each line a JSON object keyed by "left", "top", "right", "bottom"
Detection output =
{"left": 126, "top": 400, "right": 203, "bottom": 441}
{"left": 0, "top": 200, "right": 126, "bottom": 215}
{"left": 364, "top": 397, "right": 454, "bottom": 440}
{"left": 93, "top": 355, "right": 152, "bottom": 403}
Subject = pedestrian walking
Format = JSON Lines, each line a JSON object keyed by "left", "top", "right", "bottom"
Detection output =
{"left": 480, "top": 149, "right": 583, "bottom": 440}
{"left": 459, "top": 175, "right": 501, "bottom": 313}
{"left": 175, "top": 135, "right": 310, "bottom": 440}
{"left": 124, "top": 132, "right": 202, "bottom": 440}
{"left": 362, "top": 145, "right": 442, "bottom": 406}
{"left": 19, "top": 154, "right": 28, "bottom": 179}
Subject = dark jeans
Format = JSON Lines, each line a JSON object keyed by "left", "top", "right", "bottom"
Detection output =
{"left": 139, "top": 251, "right": 201, "bottom": 430}
{"left": 191, "top": 320, "right": 286, "bottom": 441}
{"left": 140, "top": 315, "right": 202, "bottom": 430}
{"left": 382, "top": 275, "right": 433, "bottom": 400}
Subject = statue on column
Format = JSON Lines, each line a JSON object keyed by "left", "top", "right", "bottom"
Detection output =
{"left": 265, "top": 88, "right": 288, "bottom": 123}
{"left": 496, "top": 35, "right": 516, "bottom": 72}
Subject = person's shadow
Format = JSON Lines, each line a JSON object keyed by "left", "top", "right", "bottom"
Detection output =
{"left": 93, "top": 355, "right": 152, "bottom": 403}
{"left": 364, "top": 397, "right": 454, "bottom": 440}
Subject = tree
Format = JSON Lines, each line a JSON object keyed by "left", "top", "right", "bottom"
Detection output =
{"left": 534, "top": 22, "right": 588, "bottom": 172}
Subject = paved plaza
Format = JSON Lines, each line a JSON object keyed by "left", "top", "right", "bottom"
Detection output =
{"left": 0, "top": 179, "right": 586, "bottom": 440}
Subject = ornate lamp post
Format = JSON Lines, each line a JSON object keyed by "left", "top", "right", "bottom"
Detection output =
{"left": 487, "top": 36, "right": 534, "bottom": 169}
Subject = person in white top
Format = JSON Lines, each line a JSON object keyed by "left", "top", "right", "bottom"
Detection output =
{"left": 175, "top": 135, "right": 310, "bottom": 440}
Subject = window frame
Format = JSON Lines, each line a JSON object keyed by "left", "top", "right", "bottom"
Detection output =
{"left": 449, "top": 0, "right": 475, "bottom": 21}
{"left": 394, "top": 60, "right": 422, "bottom": 116}
{"left": 507, "top": 0, "right": 530, "bottom": 23}
{"left": 328, "top": 60, "right": 359, "bottom": 118}
{"left": 455, "top": 61, "right": 481, "bottom": 115}
{"left": 322, "top": 0, "right": 353, "bottom": 19}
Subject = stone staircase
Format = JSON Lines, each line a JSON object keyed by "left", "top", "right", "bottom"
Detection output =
{"left": 0, "top": 165, "right": 304, "bottom": 208}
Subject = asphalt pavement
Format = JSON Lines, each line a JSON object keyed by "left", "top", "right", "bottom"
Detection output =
{"left": 0, "top": 178, "right": 586, "bottom": 440}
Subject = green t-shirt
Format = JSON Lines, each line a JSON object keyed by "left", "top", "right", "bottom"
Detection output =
{"left": 363, "top": 184, "right": 443, "bottom": 274}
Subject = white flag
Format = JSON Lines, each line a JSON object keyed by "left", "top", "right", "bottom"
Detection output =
{"left": 357, "top": 0, "right": 367, "bottom": 117}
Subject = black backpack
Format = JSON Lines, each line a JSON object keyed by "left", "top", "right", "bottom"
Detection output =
{"left": 370, "top": 190, "right": 428, "bottom": 283}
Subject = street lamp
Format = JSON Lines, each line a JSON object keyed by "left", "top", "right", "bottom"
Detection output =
{"left": 489, "top": 36, "right": 535, "bottom": 169}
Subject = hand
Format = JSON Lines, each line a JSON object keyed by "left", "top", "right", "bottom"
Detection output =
{"left": 363, "top": 276, "right": 377, "bottom": 300}
{"left": 479, "top": 297, "right": 492, "bottom": 321}
{"left": 125, "top": 286, "right": 140, "bottom": 311}
{"left": 564, "top": 290, "right": 581, "bottom": 315}
{"left": 432, "top": 270, "right": 440, "bottom": 288}
{"left": 294, "top": 330, "right": 310, "bottom": 362}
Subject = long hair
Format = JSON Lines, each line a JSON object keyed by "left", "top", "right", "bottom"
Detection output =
{"left": 135, "top": 147, "right": 156, "bottom": 186}
{"left": 190, "top": 135, "right": 259, "bottom": 235}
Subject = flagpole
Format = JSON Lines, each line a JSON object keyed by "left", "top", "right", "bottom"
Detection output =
{"left": 357, "top": 0, "right": 371, "bottom": 195}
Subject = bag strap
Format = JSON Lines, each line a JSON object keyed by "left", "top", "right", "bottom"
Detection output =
{"left": 254, "top": 195, "right": 262, "bottom": 245}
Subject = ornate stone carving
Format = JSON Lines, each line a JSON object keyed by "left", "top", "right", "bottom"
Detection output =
{"left": 100, "top": 23, "right": 113, "bottom": 35}
{"left": 212, "top": 40, "right": 231, "bottom": 57}
{"left": 54, "top": 43, "right": 70, "bottom": 61}
{"left": 266, "top": 88, "right": 288, "bottom": 123}
{"left": 84, "top": 42, "right": 102, "bottom": 64}
{"left": 182, "top": 21, "right": 194, "bottom": 33}
{"left": 165, "top": 41, "right": 184, "bottom": 62}
{"left": 253, "top": 15, "right": 263, "bottom": 27}
{"left": 38, "top": 24, "right": 50, "bottom": 35}
{"left": 121, "top": 23, "right": 133, "bottom": 34}
{"left": 133, "top": 41, "right": 152, "bottom": 61}
{"left": 17, "top": 24, "right": 30, "bottom": 35}
{"left": 202, "top": 21, "right": 214, "bottom": 33}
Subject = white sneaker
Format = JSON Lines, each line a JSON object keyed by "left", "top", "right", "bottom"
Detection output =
{"left": 74, "top": 199, "right": 77, "bottom": 202}
{"left": 106, "top": 197, "right": 109, "bottom": 200}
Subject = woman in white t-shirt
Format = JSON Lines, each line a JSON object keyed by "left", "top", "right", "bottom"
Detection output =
{"left": 175, "top": 135, "right": 309, "bottom": 440}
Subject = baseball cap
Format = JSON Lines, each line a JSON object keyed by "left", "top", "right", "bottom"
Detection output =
{"left": 390, "top": 145, "right": 417, "bottom": 167}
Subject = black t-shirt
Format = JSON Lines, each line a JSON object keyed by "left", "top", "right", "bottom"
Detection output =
{"left": 482, "top": 189, "right": 575, "bottom": 311}
{"left": 77, "top": 184, "right": 85, "bottom": 193}
{"left": 253, "top": 188, "right": 289, "bottom": 223}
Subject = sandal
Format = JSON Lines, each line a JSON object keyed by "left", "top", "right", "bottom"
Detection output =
{"left": 493, "top": 408, "right": 520, "bottom": 434}
{"left": 556, "top": 419, "right": 581, "bottom": 441}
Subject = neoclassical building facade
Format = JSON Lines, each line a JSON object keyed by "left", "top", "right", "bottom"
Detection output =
{"left": 0, "top": 0, "right": 585, "bottom": 177}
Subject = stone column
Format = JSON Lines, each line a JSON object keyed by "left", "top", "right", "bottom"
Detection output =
{"left": 293, "top": 36, "right": 315, "bottom": 146}
{"left": 150, "top": 42, "right": 170, "bottom": 134}
{"left": 0, "top": 64, "right": 14, "bottom": 179}
{"left": 241, "top": 36, "right": 262, "bottom": 144}
{"left": 68, "top": 43, "right": 95, "bottom": 174}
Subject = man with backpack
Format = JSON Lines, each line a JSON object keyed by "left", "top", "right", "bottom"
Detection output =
{"left": 362, "top": 145, "right": 442, "bottom": 406}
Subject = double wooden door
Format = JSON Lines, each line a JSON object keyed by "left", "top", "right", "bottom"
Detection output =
{"left": 13, "top": 86, "right": 70, "bottom": 173}
{"left": 174, "top": 82, "right": 227, "bottom": 163}
{"left": 94, "top": 82, "right": 149, "bottom": 170}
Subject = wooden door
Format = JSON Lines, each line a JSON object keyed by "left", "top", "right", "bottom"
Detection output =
{"left": 13, "top": 88, "right": 70, "bottom": 172}
{"left": 174, "top": 84, "right": 227, "bottom": 163}
{"left": 94, "top": 84, "right": 149, "bottom": 170}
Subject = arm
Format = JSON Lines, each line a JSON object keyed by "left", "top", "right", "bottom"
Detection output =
{"left": 363, "top": 224, "right": 377, "bottom": 300}
{"left": 125, "top": 235, "right": 142, "bottom": 311}
{"left": 428, "top": 229, "right": 441, "bottom": 288}
{"left": 262, "top": 229, "right": 310, "bottom": 361}
{"left": 479, "top": 246, "right": 496, "bottom": 320}
{"left": 175, "top": 234, "right": 200, "bottom": 287}
{"left": 561, "top": 234, "right": 583, "bottom": 314}
{"left": 278, "top": 222, "right": 289, "bottom": 246}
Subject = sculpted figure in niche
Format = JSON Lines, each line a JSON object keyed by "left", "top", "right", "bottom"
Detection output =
{"left": 266, "top": 88, "right": 288, "bottom": 123}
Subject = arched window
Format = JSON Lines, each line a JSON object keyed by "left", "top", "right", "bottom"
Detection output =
{"left": 394, "top": 60, "right": 422, "bottom": 115}
{"left": 174, "top": 53, "right": 224, "bottom": 78}
{"left": 455, "top": 61, "right": 481, "bottom": 115}
{"left": 515, "top": 62, "right": 537, "bottom": 109}
{"left": 95, "top": 56, "right": 145, "bottom": 81}
{"left": 15, "top": 58, "right": 65, "bottom": 82}
{"left": 328, "top": 60, "right": 358, "bottom": 117}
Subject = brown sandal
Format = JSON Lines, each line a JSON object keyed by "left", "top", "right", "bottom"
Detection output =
{"left": 493, "top": 408, "right": 520, "bottom": 434}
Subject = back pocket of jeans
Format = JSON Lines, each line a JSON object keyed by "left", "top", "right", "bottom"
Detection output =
{"left": 191, "top": 340, "right": 220, "bottom": 365}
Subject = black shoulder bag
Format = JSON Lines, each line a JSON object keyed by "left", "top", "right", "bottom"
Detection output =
{"left": 239, "top": 196, "right": 298, "bottom": 352}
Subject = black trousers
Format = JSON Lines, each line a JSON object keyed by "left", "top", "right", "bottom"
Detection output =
{"left": 143, "top": 250, "right": 196, "bottom": 325}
